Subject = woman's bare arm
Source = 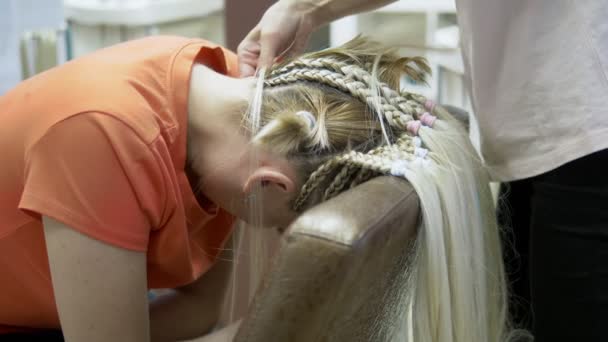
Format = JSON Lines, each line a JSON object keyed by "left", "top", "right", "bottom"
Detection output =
{"left": 43, "top": 216, "right": 150, "bottom": 342}
{"left": 149, "top": 235, "right": 235, "bottom": 342}
{"left": 44, "top": 217, "right": 235, "bottom": 342}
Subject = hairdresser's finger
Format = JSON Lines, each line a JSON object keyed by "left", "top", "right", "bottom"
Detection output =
{"left": 291, "top": 32, "right": 311, "bottom": 56}
{"left": 238, "top": 46, "right": 259, "bottom": 77}
{"left": 237, "top": 28, "right": 261, "bottom": 77}
{"left": 277, "top": 31, "right": 311, "bottom": 62}
{"left": 257, "top": 31, "right": 283, "bottom": 71}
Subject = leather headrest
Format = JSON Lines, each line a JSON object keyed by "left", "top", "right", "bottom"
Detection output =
{"left": 235, "top": 176, "right": 420, "bottom": 341}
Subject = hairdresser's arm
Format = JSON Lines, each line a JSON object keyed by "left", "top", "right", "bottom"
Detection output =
{"left": 238, "top": 0, "right": 397, "bottom": 76}
{"left": 149, "top": 235, "right": 234, "bottom": 342}
{"left": 43, "top": 216, "right": 150, "bottom": 342}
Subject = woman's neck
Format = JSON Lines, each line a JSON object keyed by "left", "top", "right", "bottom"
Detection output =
{"left": 187, "top": 64, "right": 253, "bottom": 139}
{"left": 185, "top": 64, "right": 255, "bottom": 197}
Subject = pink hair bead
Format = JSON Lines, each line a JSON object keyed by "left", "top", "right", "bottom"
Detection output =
{"left": 420, "top": 112, "right": 437, "bottom": 127}
{"left": 424, "top": 99, "right": 436, "bottom": 112}
{"left": 407, "top": 120, "right": 422, "bottom": 135}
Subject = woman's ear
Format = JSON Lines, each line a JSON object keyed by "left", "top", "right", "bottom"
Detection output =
{"left": 243, "top": 166, "right": 296, "bottom": 195}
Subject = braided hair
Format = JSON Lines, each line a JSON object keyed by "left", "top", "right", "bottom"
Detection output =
{"left": 246, "top": 36, "right": 517, "bottom": 342}
{"left": 252, "top": 37, "right": 445, "bottom": 211}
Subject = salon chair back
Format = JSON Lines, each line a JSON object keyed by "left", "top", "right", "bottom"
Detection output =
{"left": 234, "top": 176, "right": 420, "bottom": 342}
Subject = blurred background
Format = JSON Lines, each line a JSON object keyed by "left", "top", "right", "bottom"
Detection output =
{"left": 1, "top": 0, "right": 475, "bottom": 145}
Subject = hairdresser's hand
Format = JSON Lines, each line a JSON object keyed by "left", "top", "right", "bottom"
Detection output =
{"left": 237, "top": 0, "right": 318, "bottom": 77}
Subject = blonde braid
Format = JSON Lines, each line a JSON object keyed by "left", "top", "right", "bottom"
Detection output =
{"left": 336, "top": 64, "right": 427, "bottom": 120}
{"left": 293, "top": 158, "right": 342, "bottom": 210}
{"left": 349, "top": 168, "right": 374, "bottom": 189}
{"left": 268, "top": 60, "right": 435, "bottom": 131}
{"left": 293, "top": 137, "right": 433, "bottom": 211}
{"left": 271, "top": 55, "right": 429, "bottom": 88}
{"left": 345, "top": 143, "right": 390, "bottom": 189}
{"left": 266, "top": 68, "right": 371, "bottom": 106}
{"left": 272, "top": 58, "right": 428, "bottom": 121}
{"left": 346, "top": 144, "right": 396, "bottom": 188}
{"left": 270, "top": 60, "right": 390, "bottom": 104}
{"left": 294, "top": 136, "right": 413, "bottom": 208}
{"left": 294, "top": 147, "right": 402, "bottom": 211}
{"left": 401, "top": 91, "right": 427, "bottom": 105}
{"left": 338, "top": 150, "right": 393, "bottom": 174}
{"left": 269, "top": 58, "right": 348, "bottom": 76}
{"left": 270, "top": 62, "right": 435, "bottom": 211}
{"left": 265, "top": 68, "right": 414, "bottom": 128}
{"left": 323, "top": 164, "right": 358, "bottom": 201}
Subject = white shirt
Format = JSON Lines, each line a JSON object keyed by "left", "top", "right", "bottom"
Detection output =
{"left": 455, "top": 0, "right": 608, "bottom": 181}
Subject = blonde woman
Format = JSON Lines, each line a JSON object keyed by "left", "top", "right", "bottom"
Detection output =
{"left": 1, "top": 35, "right": 511, "bottom": 341}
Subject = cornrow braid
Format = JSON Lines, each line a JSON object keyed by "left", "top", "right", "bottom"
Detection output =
{"left": 270, "top": 57, "right": 429, "bottom": 120}
{"left": 337, "top": 150, "right": 393, "bottom": 174}
{"left": 264, "top": 52, "right": 438, "bottom": 211}
{"left": 346, "top": 145, "right": 393, "bottom": 186}
{"left": 293, "top": 131, "right": 430, "bottom": 211}
{"left": 323, "top": 164, "right": 358, "bottom": 201}
{"left": 270, "top": 58, "right": 348, "bottom": 76}
{"left": 265, "top": 68, "right": 415, "bottom": 131}
{"left": 350, "top": 168, "right": 374, "bottom": 189}
{"left": 293, "top": 158, "right": 342, "bottom": 210}
{"left": 294, "top": 145, "right": 402, "bottom": 211}
{"left": 336, "top": 63, "right": 428, "bottom": 120}
{"left": 270, "top": 53, "right": 430, "bottom": 85}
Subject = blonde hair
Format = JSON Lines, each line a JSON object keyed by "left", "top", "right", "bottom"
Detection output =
{"left": 242, "top": 37, "right": 522, "bottom": 342}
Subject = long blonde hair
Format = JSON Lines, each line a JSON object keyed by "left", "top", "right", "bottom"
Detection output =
{"left": 240, "top": 37, "right": 520, "bottom": 342}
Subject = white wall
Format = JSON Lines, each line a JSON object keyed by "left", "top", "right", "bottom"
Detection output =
{"left": 64, "top": 0, "right": 224, "bottom": 58}
{"left": 0, "top": 0, "right": 65, "bottom": 94}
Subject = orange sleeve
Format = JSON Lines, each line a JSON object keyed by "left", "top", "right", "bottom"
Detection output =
{"left": 221, "top": 47, "right": 239, "bottom": 78}
{"left": 19, "top": 112, "right": 167, "bottom": 252}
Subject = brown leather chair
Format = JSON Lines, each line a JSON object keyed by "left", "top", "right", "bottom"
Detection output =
{"left": 233, "top": 176, "right": 420, "bottom": 341}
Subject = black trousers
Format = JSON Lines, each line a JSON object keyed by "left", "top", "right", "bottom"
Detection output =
{"left": 497, "top": 149, "right": 608, "bottom": 341}
{"left": 0, "top": 330, "right": 64, "bottom": 341}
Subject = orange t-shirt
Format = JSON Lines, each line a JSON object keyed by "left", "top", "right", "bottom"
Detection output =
{"left": 0, "top": 36, "right": 236, "bottom": 333}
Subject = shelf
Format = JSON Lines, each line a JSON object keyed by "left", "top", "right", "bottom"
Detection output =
{"left": 436, "top": 52, "right": 464, "bottom": 74}
{"left": 375, "top": 0, "right": 456, "bottom": 13}
{"left": 63, "top": 0, "right": 223, "bottom": 26}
